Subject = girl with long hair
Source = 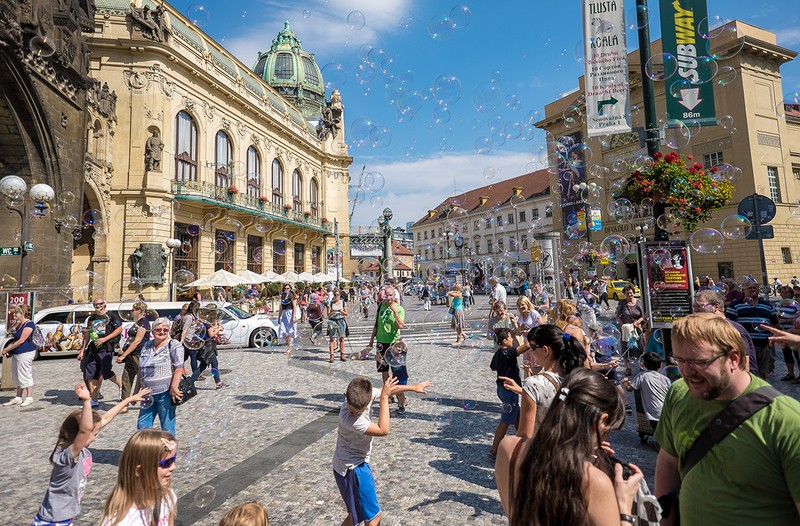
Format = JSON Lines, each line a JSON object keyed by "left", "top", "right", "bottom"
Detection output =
{"left": 32, "top": 384, "right": 151, "bottom": 525}
{"left": 100, "top": 429, "right": 178, "bottom": 526}
{"left": 502, "top": 368, "right": 643, "bottom": 525}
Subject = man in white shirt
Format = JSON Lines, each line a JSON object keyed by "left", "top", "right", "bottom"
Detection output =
{"left": 488, "top": 276, "right": 507, "bottom": 315}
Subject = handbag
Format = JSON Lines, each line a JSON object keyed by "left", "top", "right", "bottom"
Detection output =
{"left": 172, "top": 374, "right": 197, "bottom": 406}
{"left": 448, "top": 307, "right": 455, "bottom": 315}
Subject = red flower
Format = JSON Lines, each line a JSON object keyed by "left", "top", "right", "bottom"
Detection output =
{"left": 687, "top": 155, "right": 694, "bottom": 160}
{"left": 653, "top": 152, "right": 664, "bottom": 160}
{"left": 695, "top": 207, "right": 702, "bottom": 213}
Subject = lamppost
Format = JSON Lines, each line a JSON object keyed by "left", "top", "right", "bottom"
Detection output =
{"left": 453, "top": 233, "right": 464, "bottom": 285}
{"left": 165, "top": 238, "right": 181, "bottom": 301}
{"left": 377, "top": 207, "right": 393, "bottom": 285}
{"left": 0, "top": 176, "right": 55, "bottom": 291}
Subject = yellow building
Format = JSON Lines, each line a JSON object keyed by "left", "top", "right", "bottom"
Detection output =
{"left": 80, "top": 1, "right": 352, "bottom": 301}
{"left": 536, "top": 21, "right": 800, "bottom": 282}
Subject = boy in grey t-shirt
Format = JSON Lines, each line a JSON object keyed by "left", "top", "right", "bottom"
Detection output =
{"left": 622, "top": 351, "right": 672, "bottom": 431}
{"left": 332, "top": 376, "right": 432, "bottom": 526}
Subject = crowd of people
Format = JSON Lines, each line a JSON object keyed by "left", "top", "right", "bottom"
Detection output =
{"left": 4, "top": 271, "right": 800, "bottom": 525}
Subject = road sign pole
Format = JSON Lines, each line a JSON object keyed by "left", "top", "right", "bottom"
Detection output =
{"left": 753, "top": 193, "right": 770, "bottom": 299}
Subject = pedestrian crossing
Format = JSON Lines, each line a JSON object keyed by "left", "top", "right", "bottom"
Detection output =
{"left": 293, "top": 320, "right": 490, "bottom": 349}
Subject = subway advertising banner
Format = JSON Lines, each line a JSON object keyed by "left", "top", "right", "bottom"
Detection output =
{"left": 582, "top": 0, "right": 632, "bottom": 137}
{"left": 659, "top": 0, "right": 717, "bottom": 125}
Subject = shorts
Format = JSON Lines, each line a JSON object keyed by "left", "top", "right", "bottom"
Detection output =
{"left": 83, "top": 350, "right": 116, "bottom": 381}
{"left": 497, "top": 384, "right": 520, "bottom": 425}
{"left": 32, "top": 516, "right": 73, "bottom": 526}
{"left": 391, "top": 365, "right": 408, "bottom": 385}
{"left": 334, "top": 463, "right": 380, "bottom": 524}
{"left": 375, "top": 342, "right": 391, "bottom": 373}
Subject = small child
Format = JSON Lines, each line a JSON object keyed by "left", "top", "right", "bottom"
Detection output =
{"left": 622, "top": 351, "right": 672, "bottom": 432}
{"left": 218, "top": 502, "right": 269, "bottom": 526}
{"left": 489, "top": 328, "right": 523, "bottom": 459}
{"left": 387, "top": 339, "right": 411, "bottom": 414}
{"left": 100, "top": 429, "right": 178, "bottom": 526}
{"left": 33, "top": 384, "right": 151, "bottom": 526}
{"left": 333, "top": 376, "right": 432, "bottom": 526}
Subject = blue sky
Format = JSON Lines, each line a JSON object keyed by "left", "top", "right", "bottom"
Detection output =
{"left": 167, "top": 0, "right": 800, "bottom": 228}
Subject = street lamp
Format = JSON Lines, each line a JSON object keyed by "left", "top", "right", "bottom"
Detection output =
{"left": 0, "top": 176, "right": 55, "bottom": 291}
{"left": 165, "top": 238, "right": 182, "bottom": 301}
{"left": 379, "top": 207, "right": 393, "bottom": 285}
{"left": 453, "top": 233, "right": 465, "bottom": 285}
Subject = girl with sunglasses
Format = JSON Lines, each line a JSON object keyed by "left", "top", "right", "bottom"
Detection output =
{"left": 100, "top": 429, "right": 178, "bottom": 526}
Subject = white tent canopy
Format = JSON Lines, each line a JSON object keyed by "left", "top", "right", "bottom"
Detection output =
{"left": 261, "top": 270, "right": 280, "bottom": 281}
{"left": 297, "top": 272, "right": 315, "bottom": 282}
{"left": 312, "top": 272, "right": 331, "bottom": 282}
{"left": 185, "top": 269, "right": 248, "bottom": 288}
{"left": 278, "top": 271, "right": 301, "bottom": 283}
{"left": 237, "top": 270, "right": 267, "bottom": 284}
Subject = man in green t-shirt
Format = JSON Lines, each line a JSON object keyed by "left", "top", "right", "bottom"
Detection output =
{"left": 369, "top": 285, "right": 407, "bottom": 409}
{"left": 655, "top": 313, "right": 800, "bottom": 526}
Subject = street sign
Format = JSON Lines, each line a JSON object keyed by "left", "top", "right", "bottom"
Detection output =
{"left": 24, "top": 241, "right": 33, "bottom": 252}
{"left": 745, "top": 225, "right": 774, "bottom": 240}
{"left": 530, "top": 246, "right": 543, "bottom": 263}
{"left": 738, "top": 194, "right": 776, "bottom": 225}
{"left": 0, "top": 247, "right": 21, "bottom": 256}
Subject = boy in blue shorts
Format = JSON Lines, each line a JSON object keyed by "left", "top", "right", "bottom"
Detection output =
{"left": 489, "top": 328, "right": 522, "bottom": 458}
{"left": 333, "top": 375, "right": 432, "bottom": 526}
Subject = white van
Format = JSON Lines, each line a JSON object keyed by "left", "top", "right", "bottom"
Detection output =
{"left": 1, "top": 301, "right": 279, "bottom": 359}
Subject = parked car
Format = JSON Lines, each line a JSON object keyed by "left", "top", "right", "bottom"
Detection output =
{"left": 607, "top": 280, "right": 641, "bottom": 300}
{"left": 1, "top": 301, "right": 279, "bottom": 359}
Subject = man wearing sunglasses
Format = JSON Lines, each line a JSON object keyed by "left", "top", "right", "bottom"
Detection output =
{"left": 654, "top": 313, "right": 800, "bottom": 526}
{"left": 78, "top": 298, "right": 124, "bottom": 407}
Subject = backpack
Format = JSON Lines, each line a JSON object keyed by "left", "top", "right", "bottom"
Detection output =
{"left": 169, "top": 316, "right": 183, "bottom": 340}
{"left": 31, "top": 325, "right": 46, "bottom": 349}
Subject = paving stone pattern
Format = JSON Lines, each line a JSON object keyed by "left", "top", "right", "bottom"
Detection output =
{"left": 2, "top": 298, "right": 798, "bottom": 525}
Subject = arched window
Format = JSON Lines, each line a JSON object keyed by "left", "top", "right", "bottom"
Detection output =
{"left": 246, "top": 146, "right": 260, "bottom": 198}
{"left": 174, "top": 111, "right": 197, "bottom": 181}
{"left": 214, "top": 131, "right": 232, "bottom": 188}
{"left": 310, "top": 177, "right": 319, "bottom": 218}
{"left": 272, "top": 159, "right": 283, "bottom": 206}
{"left": 292, "top": 169, "right": 303, "bottom": 211}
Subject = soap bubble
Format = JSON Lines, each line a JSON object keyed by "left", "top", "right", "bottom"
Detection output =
{"left": 321, "top": 62, "right": 346, "bottom": 90}
{"left": 193, "top": 485, "right": 216, "bottom": 508}
{"left": 689, "top": 228, "right": 724, "bottom": 254}
{"left": 449, "top": 5, "right": 471, "bottom": 29}
{"left": 214, "top": 239, "right": 228, "bottom": 254}
{"left": 645, "top": 53, "right": 678, "bottom": 81}
{"left": 693, "top": 56, "right": 719, "bottom": 84}
{"left": 475, "top": 136, "right": 492, "bottom": 154}
{"left": 669, "top": 79, "right": 692, "bottom": 99}
{"left": 59, "top": 191, "right": 76, "bottom": 205}
{"left": 662, "top": 120, "right": 691, "bottom": 149}
{"left": 462, "top": 400, "right": 477, "bottom": 410}
{"left": 473, "top": 83, "right": 502, "bottom": 113}
{"left": 174, "top": 269, "right": 195, "bottom": 290}
{"left": 432, "top": 74, "right": 461, "bottom": 105}
{"left": 347, "top": 10, "right": 366, "bottom": 30}
{"left": 187, "top": 5, "right": 210, "bottom": 27}
{"left": 715, "top": 66, "right": 737, "bottom": 86}
{"left": 302, "top": 9, "right": 310, "bottom": 19}
{"left": 428, "top": 15, "right": 453, "bottom": 41}
{"left": 140, "top": 394, "right": 154, "bottom": 410}
{"left": 187, "top": 223, "right": 201, "bottom": 236}
{"left": 30, "top": 35, "right": 56, "bottom": 57}
{"left": 720, "top": 214, "right": 752, "bottom": 239}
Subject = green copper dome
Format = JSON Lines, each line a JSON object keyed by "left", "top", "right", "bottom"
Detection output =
{"left": 254, "top": 21, "right": 326, "bottom": 119}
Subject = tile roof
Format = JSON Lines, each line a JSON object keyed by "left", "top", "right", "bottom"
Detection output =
{"left": 411, "top": 169, "right": 551, "bottom": 227}
{"left": 392, "top": 240, "right": 414, "bottom": 255}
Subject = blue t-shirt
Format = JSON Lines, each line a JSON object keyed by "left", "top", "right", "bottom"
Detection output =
{"left": 13, "top": 320, "right": 36, "bottom": 354}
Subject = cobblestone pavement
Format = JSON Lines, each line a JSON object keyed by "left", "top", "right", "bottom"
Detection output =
{"left": 2, "top": 297, "right": 799, "bottom": 525}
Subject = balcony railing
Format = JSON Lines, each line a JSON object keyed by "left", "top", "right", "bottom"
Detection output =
{"left": 172, "top": 180, "right": 329, "bottom": 231}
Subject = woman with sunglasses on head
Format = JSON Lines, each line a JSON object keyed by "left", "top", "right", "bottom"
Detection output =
{"left": 116, "top": 303, "right": 151, "bottom": 413}
{"left": 278, "top": 284, "right": 298, "bottom": 350}
{"left": 100, "top": 429, "right": 178, "bottom": 526}
{"left": 136, "top": 318, "right": 184, "bottom": 436}
{"left": 499, "top": 368, "right": 644, "bottom": 525}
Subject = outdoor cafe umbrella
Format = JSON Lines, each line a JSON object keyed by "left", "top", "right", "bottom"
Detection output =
{"left": 278, "top": 270, "right": 301, "bottom": 283}
{"left": 297, "top": 271, "right": 315, "bottom": 282}
{"left": 237, "top": 270, "right": 267, "bottom": 284}
{"left": 261, "top": 270, "right": 280, "bottom": 281}
{"left": 185, "top": 269, "right": 248, "bottom": 288}
{"left": 312, "top": 272, "right": 331, "bottom": 282}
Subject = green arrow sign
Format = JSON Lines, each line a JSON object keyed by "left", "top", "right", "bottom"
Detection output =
{"left": 597, "top": 96, "right": 618, "bottom": 115}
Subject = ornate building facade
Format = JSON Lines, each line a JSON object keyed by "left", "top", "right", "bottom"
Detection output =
{"left": 0, "top": 0, "right": 95, "bottom": 304}
{"left": 82, "top": 1, "right": 352, "bottom": 302}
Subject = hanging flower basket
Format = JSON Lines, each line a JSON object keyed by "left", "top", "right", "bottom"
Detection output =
{"left": 283, "top": 204, "right": 293, "bottom": 211}
{"left": 258, "top": 196, "right": 268, "bottom": 204}
{"left": 619, "top": 151, "right": 734, "bottom": 232}
{"left": 303, "top": 211, "right": 312, "bottom": 218}
{"left": 227, "top": 185, "right": 239, "bottom": 195}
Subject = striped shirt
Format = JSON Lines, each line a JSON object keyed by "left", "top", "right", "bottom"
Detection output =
{"left": 139, "top": 339, "right": 184, "bottom": 395}
{"left": 775, "top": 300, "right": 800, "bottom": 331}
{"left": 725, "top": 299, "right": 779, "bottom": 341}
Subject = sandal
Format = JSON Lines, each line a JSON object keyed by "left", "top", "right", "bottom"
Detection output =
{"left": 340, "top": 354, "right": 347, "bottom": 361}
{"left": 329, "top": 355, "right": 334, "bottom": 363}
{"left": 215, "top": 382, "right": 224, "bottom": 390}
{"left": 780, "top": 374, "right": 795, "bottom": 381}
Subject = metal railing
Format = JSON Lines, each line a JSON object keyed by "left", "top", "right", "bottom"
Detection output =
{"left": 171, "top": 180, "right": 329, "bottom": 231}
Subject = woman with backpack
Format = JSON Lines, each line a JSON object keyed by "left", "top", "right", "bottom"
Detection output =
{"left": 2, "top": 305, "right": 38, "bottom": 407}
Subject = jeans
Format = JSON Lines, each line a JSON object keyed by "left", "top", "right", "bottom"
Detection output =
{"left": 190, "top": 354, "right": 220, "bottom": 384}
{"left": 137, "top": 391, "right": 176, "bottom": 436}
{"left": 187, "top": 348, "right": 199, "bottom": 373}
{"left": 120, "top": 354, "right": 139, "bottom": 399}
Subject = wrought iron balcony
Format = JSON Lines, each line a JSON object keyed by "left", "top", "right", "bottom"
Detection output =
{"left": 171, "top": 180, "right": 330, "bottom": 232}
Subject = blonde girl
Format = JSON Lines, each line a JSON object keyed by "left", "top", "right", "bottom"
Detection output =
{"left": 218, "top": 502, "right": 270, "bottom": 526}
{"left": 100, "top": 429, "right": 178, "bottom": 526}
{"left": 32, "top": 384, "right": 151, "bottom": 526}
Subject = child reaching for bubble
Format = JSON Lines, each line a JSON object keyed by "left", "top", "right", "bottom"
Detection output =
{"left": 99, "top": 429, "right": 178, "bottom": 526}
{"left": 32, "top": 383, "right": 152, "bottom": 526}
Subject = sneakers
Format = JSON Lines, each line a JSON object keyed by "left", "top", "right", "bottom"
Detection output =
{"left": 397, "top": 406, "right": 406, "bottom": 415}
{"left": 20, "top": 398, "right": 34, "bottom": 407}
{"left": 90, "top": 399, "right": 100, "bottom": 408}
{"left": 3, "top": 398, "right": 22, "bottom": 407}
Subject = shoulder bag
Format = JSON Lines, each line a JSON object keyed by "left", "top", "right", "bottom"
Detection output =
{"left": 168, "top": 340, "right": 197, "bottom": 406}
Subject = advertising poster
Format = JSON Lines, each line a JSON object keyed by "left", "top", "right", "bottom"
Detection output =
{"left": 556, "top": 132, "right": 587, "bottom": 240}
{"left": 582, "top": 0, "right": 632, "bottom": 136}
{"left": 643, "top": 242, "right": 694, "bottom": 328}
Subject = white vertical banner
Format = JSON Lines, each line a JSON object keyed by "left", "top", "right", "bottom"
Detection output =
{"left": 582, "top": 0, "right": 632, "bottom": 137}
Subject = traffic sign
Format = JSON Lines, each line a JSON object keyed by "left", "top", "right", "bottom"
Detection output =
{"left": 24, "top": 241, "right": 33, "bottom": 252}
{"left": 738, "top": 194, "right": 776, "bottom": 225}
{"left": 745, "top": 225, "right": 774, "bottom": 240}
{"left": 0, "top": 247, "right": 21, "bottom": 256}
{"left": 530, "top": 246, "right": 543, "bottom": 263}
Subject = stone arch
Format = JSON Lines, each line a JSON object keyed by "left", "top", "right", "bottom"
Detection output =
{"left": 71, "top": 176, "right": 110, "bottom": 299}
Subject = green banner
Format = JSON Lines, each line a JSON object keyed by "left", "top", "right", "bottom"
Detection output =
{"left": 659, "top": 0, "right": 716, "bottom": 126}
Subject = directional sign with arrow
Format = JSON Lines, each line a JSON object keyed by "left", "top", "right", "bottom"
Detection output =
{"left": 597, "top": 96, "right": 618, "bottom": 115}
{"left": 678, "top": 88, "right": 703, "bottom": 111}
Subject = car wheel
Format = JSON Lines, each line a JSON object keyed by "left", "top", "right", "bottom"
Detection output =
{"left": 250, "top": 327, "right": 277, "bottom": 349}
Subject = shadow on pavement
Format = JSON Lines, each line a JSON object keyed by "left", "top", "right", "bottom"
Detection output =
{"left": 407, "top": 490, "right": 504, "bottom": 519}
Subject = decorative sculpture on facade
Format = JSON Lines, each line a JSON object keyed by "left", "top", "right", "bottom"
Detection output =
{"left": 144, "top": 130, "right": 164, "bottom": 171}
{"left": 316, "top": 89, "right": 343, "bottom": 141}
{"left": 128, "top": 3, "right": 168, "bottom": 43}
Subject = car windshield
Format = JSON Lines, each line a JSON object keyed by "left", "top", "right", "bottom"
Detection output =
{"left": 225, "top": 304, "right": 253, "bottom": 319}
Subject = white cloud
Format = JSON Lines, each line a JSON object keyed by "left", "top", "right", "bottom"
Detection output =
{"left": 349, "top": 150, "right": 539, "bottom": 228}
{"left": 775, "top": 27, "right": 800, "bottom": 47}
{"left": 225, "top": 0, "right": 413, "bottom": 67}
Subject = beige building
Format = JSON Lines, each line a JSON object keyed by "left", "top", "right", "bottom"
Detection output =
{"left": 410, "top": 170, "right": 556, "bottom": 288}
{"left": 79, "top": 1, "right": 352, "bottom": 302}
{"left": 536, "top": 21, "right": 800, "bottom": 283}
